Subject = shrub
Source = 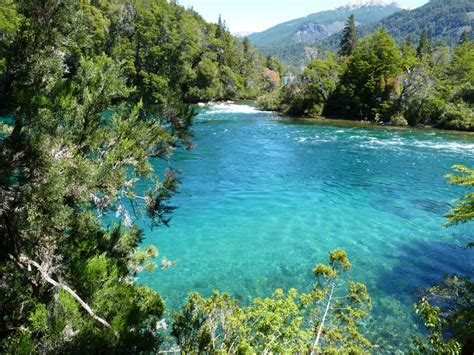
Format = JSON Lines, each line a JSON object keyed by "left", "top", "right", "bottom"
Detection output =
{"left": 437, "top": 102, "right": 474, "bottom": 131}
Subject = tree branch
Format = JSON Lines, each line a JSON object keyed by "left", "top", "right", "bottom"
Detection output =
{"left": 312, "top": 279, "right": 336, "bottom": 354}
{"left": 11, "top": 254, "right": 113, "bottom": 330}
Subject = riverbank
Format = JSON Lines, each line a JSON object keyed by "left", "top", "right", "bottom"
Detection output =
{"left": 209, "top": 101, "right": 474, "bottom": 137}
{"left": 284, "top": 114, "right": 474, "bottom": 137}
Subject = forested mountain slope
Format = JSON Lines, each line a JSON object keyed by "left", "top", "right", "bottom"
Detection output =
{"left": 324, "top": 0, "right": 474, "bottom": 53}
{"left": 248, "top": 0, "right": 402, "bottom": 67}
{"left": 0, "top": 0, "right": 275, "bottom": 108}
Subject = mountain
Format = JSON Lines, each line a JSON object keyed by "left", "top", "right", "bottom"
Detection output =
{"left": 361, "top": 0, "right": 474, "bottom": 45}
{"left": 323, "top": 0, "right": 474, "bottom": 50}
{"left": 248, "top": 0, "right": 402, "bottom": 68}
{"left": 233, "top": 31, "right": 254, "bottom": 38}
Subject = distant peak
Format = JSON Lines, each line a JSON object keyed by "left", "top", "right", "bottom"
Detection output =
{"left": 339, "top": 0, "right": 401, "bottom": 10}
{"left": 233, "top": 31, "right": 254, "bottom": 38}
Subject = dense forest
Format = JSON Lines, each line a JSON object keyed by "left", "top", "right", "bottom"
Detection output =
{"left": 0, "top": 0, "right": 473, "bottom": 353}
{"left": 248, "top": 0, "right": 474, "bottom": 68}
{"left": 247, "top": 2, "right": 402, "bottom": 68}
{"left": 259, "top": 18, "right": 474, "bottom": 131}
{"left": 0, "top": 0, "right": 279, "bottom": 108}
{"left": 355, "top": 0, "right": 474, "bottom": 47}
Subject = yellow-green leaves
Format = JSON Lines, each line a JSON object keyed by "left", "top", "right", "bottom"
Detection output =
{"left": 172, "top": 250, "right": 371, "bottom": 353}
{"left": 413, "top": 297, "right": 463, "bottom": 354}
{"left": 445, "top": 165, "right": 474, "bottom": 228}
{"left": 313, "top": 249, "right": 351, "bottom": 279}
{"left": 313, "top": 264, "right": 338, "bottom": 278}
{"left": 329, "top": 249, "right": 352, "bottom": 270}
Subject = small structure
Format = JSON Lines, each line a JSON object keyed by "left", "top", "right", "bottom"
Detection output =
{"left": 283, "top": 73, "right": 296, "bottom": 86}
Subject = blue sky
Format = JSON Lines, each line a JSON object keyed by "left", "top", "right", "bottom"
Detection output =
{"left": 177, "top": 0, "right": 429, "bottom": 33}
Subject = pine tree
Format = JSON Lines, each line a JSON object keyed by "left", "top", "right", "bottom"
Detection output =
{"left": 416, "top": 29, "right": 430, "bottom": 58}
{"left": 401, "top": 35, "right": 417, "bottom": 65}
{"left": 266, "top": 53, "right": 283, "bottom": 74}
{"left": 338, "top": 14, "right": 357, "bottom": 57}
{"left": 216, "top": 14, "right": 224, "bottom": 39}
{"left": 242, "top": 37, "right": 250, "bottom": 55}
{"left": 459, "top": 30, "right": 469, "bottom": 45}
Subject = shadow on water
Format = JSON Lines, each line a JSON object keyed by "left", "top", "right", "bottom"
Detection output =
{"left": 374, "top": 238, "right": 472, "bottom": 299}
{"left": 365, "top": 237, "right": 473, "bottom": 352}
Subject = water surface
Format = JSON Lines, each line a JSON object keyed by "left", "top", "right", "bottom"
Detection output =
{"left": 140, "top": 104, "right": 474, "bottom": 351}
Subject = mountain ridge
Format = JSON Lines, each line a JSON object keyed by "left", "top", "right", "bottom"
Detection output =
{"left": 322, "top": 0, "right": 474, "bottom": 53}
{"left": 248, "top": 1, "right": 403, "bottom": 67}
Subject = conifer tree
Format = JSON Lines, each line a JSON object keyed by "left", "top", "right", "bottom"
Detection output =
{"left": 338, "top": 14, "right": 357, "bottom": 57}
{"left": 459, "top": 30, "right": 469, "bottom": 45}
{"left": 216, "top": 14, "right": 224, "bottom": 39}
{"left": 416, "top": 28, "right": 430, "bottom": 58}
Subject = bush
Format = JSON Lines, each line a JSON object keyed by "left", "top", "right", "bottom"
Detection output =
{"left": 256, "top": 92, "right": 281, "bottom": 111}
{"left": 437, "top": 102, "right": 474, "bottom": 131}
{"left": 453, "top": 83, "right": 474, "bottom": 106}
{"left": 404, "top": 96, "right": 445, "bottom": 126}
{"left": 389, "top": 113, "right": 409, "bottom": 126}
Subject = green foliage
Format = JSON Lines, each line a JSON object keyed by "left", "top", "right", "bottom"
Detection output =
{"left": 248, "top": 3, "right": 401, "bottom": 68}
{"left": 256, "top": 91, "right": 282, "bottom": 111}
{"left": 414, "top": 165, "right": 474, "bottom": 353}
{"left": 413, "top": 274, "right": 473, "bottom": 353}
{"left": 351, "top": 0, "right": 474, "bottom": 50}
{"left": 171, "top": 250, "right": 372, "bottom": 353}
{"left": 266, "top": 54, "right": 284, "bottom": 74}
{"left": 0, "top": 0, "right": 272, "bottom": 109}
{"left": 339, "top": 15, "right": 357, "bottom": 57}
{"left": 413, "top": 297, "right": 463, "bottom": 354}
{"left": 446, "top": 165, "right": 474, "bottom": 227}
{"left": 417, "top": 29, "right": 432, "bottom": 59}
{"left": 263, "top": 28, "right": 474, "bottom": 131}
{"left": 260, "top": 53, "right": 341, "bottom": 117}
{"left": 0, "top": 1, "right": 190, "bottom": 352}
{"left": 0, "top": 0, "right": 276, "bottom": 352}
{"left": 327, "top": 28, "right": 402, "bottom": 120}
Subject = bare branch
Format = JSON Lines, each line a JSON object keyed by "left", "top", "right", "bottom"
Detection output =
{"left": 312, "top": 280, "right": 336, "bottom": 354}
{"left": 11, "top": 254, "right": 113, "bottom": 330}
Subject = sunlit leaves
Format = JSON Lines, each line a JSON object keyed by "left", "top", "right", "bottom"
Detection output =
{"left": 446, "top": 165, "right": 474, "bottom": 228}
{"left": 172, "top": 250, "right": 371, "bottom": 353}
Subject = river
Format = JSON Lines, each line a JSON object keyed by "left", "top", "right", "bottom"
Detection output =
{"left": 140, "top": 103, "right": 474, "bottom": 351}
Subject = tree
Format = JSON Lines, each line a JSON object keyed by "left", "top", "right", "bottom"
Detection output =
{"left": 338, "top": 14, "right": 357, "bottom": 57}
{"left": 0, "top": 2, "right": 187, "bottom": 352}
{"left": 413, "top": 296, "right": 463, "bottom": 354}
{"left": 449, "top": 41, "right": 474, "bottom": 86}
{"left": 304, "top": 53, "right": 341, "bottom": 103}
{"left": 276, "top": 53, "right": 341, "bottom": 116}
{"left": 0, "top": 0, "right": 276, "bottom": 351}
{"left": 458, "top": 30, "right": 469, "bottom": 45}
{"left": 417, "top": 29, "right": 431, "bottom": 58}
{"left": 266, "top": 53, "right": 284, "bottom": 74}
{"left": 310, "top": 249, "right": 371, "bottom": 353}
{"left": 401, "top": 35, "right": 418, "bottom": 68}
{"left": 216, "top": 14, "right": 225, "bottom": 39}
{"left": 445, "top": 165, "right": 474, "bottom": 232}
{"left": 171, "top": 250, "right": 372, "bottom": 353}
{"left": 328, "top": 28, "right": 402, "bottom": 120}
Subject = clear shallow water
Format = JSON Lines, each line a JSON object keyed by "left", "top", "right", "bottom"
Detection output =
{"left": 140, "top": 104, "right": 474, "bottom": 351}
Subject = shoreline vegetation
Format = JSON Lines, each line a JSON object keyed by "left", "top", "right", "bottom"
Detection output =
{"left": 198, "top": 100, "right": 474, "bottom": 137}
{"left": 281, "top": 114, "right": 474, "bottom": 136}
{"left": 0, "top": 0, "right": 472, "bottom": 354}
{"left": 256, "top": 19, "right": 474, "bottom": 132}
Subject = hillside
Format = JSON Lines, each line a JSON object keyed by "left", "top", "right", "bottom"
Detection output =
{"left": 248, "top": 0, "right": 402, "bottom": 68}
{"left": 367, "top": 0, "right": 473, "bottom": 44}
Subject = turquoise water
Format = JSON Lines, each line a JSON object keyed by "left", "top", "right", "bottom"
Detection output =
{"left": 140, "top": 104, "right": 474, "bottom": 351}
